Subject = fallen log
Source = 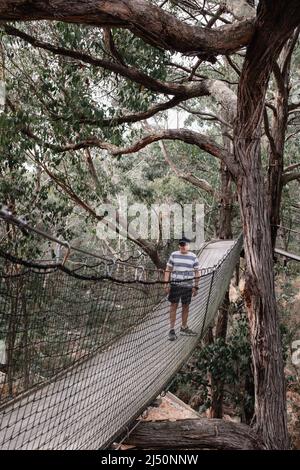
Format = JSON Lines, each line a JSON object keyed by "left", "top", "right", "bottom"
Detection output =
{"left": 124, "top": 418, "right": 265, "bottom": 450}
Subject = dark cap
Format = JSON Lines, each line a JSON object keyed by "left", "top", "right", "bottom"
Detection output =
{"left": 179, "top": 236, "right": 191, "bottom": 246}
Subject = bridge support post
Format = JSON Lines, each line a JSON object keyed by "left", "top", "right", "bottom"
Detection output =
{"left": 200, "top": 270, "right": 215, "bottom": 338}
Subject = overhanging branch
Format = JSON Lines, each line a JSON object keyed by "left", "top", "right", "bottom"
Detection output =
{"left": 0, "top": 1, "right": 255, "bottom": 56}
{"left": 2, "top": 24, "right": 210, "bottom": 98}
{"left": 102, "top": 129, "right": 239, "bottom": 178}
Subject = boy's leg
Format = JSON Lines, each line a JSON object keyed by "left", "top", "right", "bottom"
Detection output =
{"left": 181, "top": 303, "right": 189, "bottom": 329}
{"left": 168, "top": 285, "right": 180, "bottom": 340}
{"left": 168, "top": 285, "right": 180, "bottom": 329}
{"left": 180, "top": 288, "right": 197, "bottom": 336}
{"left": 169, "top": 303, "right": 178, "bottom": 329}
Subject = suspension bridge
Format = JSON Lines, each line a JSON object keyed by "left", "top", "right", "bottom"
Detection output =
{"left": 1, "top": 210, "right": 300, "bottom": 450}
{"left": 0, "top": 212, "right": 243, "bottom": 450}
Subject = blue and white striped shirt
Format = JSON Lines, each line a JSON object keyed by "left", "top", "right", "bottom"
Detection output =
{"left": 166, "top": 251, "right": 200, "bottom": 287}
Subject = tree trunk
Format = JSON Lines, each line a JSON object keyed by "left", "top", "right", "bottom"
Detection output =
{"left": 233, "top": 0, "right": 300, "bottom": 449}
{"left": 209, "top": 291, "right": 230, "bottom": 419}
{"left": 267, "top": 31, "right": 298, "bottom": 249}
{"left": 124, "top": 418, "right": 264, "bottom": 450}
{"left": 218, "top": 162, "right": 233, "bottom": 240}
{"left": 209, "top": 123, "right": 233, "bottom": 419}
{"left": 217, "top": 124, "right": 234, "bottom": 240}
{"left": 236, "top": 158, "right": 288, "bottom": 448}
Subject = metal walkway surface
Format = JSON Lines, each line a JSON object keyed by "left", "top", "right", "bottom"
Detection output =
{"left": 0, "top": 238, "right": 242, "bottom": 450}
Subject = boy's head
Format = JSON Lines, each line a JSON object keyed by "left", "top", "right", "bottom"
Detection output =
{"left": 178, "top": 236, "right": 190, "bottom": 253}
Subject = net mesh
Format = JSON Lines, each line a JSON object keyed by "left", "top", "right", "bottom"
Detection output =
{"left": 0, "top": 236, "right": 242, "bottom": 449}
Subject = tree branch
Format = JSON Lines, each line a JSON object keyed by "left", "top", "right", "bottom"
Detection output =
{"left": 225, "top": 55, "right": 241, "bottom": 76}
{"left": 82, "top": 97, "right": 186, "bottom": 127}
{"left": 159, "top": 141, "right": 217, "bottom": 196}
{"left": 14, "top": 90, "right": 239, "bottom": 179}
{"left": 286, "top": 129, "right": 300, "bottom": 142}
{"left": 102, "top": 27, "right": 127, "bottom": 66}
{"left": 0, "top": 1, "right": 255, "bottom": 56}
{"left": 282, "top": 172, "right": 300, "bottom": 185}
{"left": 283, "top": 162, "right": 300, "bottom": 173}
{"left": 107, "top": 129, "right": 238, "bottom": 178}
{"left": 288, "top": 103, "right": 300, "bottom": 112}
{"left": 30, "top": 151, "right": 162, "bottom": 265}
{"left": 84, "top": 148, "right": 102, "bottom": 191}
{"left": 36, "top": 158, "right": 107, "bottom": 223}
{"left": 2, "top": 24, "right": 210, "bottom": 98}
{"left": 179, "top": 105, "right": 232, "bottom": 128}
{"left": 54, "top": 128, "right": 238, "bottom": 177}
{"left": 282, "top": 25, "right": 300, "bottom": 77}
{"left": 4, "top": 23, "right": 241, "bottom": 123}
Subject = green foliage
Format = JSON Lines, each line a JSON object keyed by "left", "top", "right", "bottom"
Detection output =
{"left": 171, "top": 313, "right": 254, "bottom": 420}
{"left": 112, "top": 29, "right": 169, "bottom": 80}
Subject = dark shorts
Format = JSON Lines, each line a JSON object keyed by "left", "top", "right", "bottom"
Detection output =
{"left": 168, "top": 284, "right": 193, "bottom": 305}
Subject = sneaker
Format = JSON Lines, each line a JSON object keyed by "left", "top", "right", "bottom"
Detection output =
{"left": 168, "top": 329, "right": 177, "bottom": 341}
{"left": 180, "top": 326, "right": 197, "bottom": 336}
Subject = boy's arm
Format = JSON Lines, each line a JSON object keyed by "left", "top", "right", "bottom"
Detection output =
{"left": 194, "top": 270, "right": 200, "bottom": 288}
{"left": 164, "top": 266, "right": 172, "bottom": 291}
{"left": 164, "top": 255, "right": 173, "bottom": 291}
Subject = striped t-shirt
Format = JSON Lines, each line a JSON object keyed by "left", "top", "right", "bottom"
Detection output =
{"left": 166, "top": 251, "right": 200, "bottom": 287}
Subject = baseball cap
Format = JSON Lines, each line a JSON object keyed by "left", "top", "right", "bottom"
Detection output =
{"left": 179, "top": 236, "right": 191, "bottom": 246}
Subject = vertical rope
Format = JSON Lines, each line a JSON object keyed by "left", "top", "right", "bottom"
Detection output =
{"left": 200, "top": 270, "right": 214, "bottom": 338}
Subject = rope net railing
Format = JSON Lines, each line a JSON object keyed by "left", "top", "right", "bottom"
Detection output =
{"left": 0, "top": 233, "right": 242, "bottom": 449}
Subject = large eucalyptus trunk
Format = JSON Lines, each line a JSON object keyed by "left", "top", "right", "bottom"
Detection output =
{"left": 236, "top": 157, "right": 288, "bottom": 448}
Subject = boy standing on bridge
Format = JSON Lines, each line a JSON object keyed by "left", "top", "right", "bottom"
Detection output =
{"left": 164, "top": 237, "right": 200, "bottom": 341}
